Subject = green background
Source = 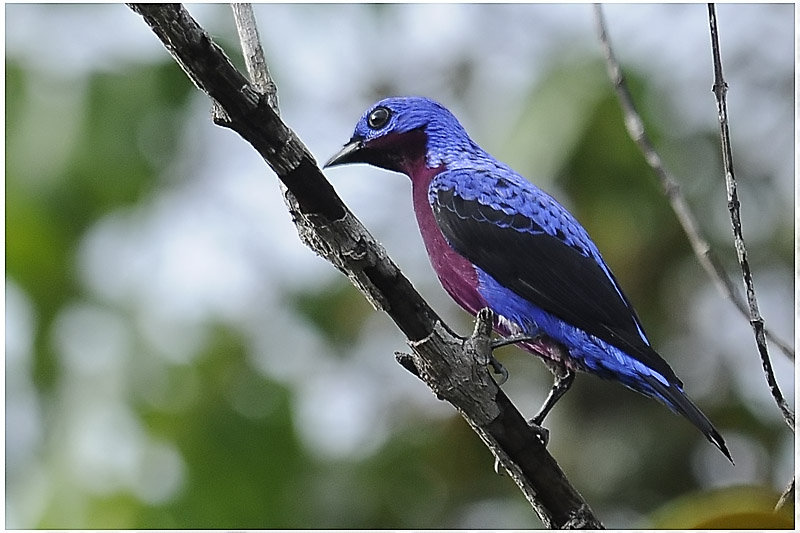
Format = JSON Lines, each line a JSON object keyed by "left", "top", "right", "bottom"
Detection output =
{"left": 6, "top": 3, "right": 794, "bottom": 529}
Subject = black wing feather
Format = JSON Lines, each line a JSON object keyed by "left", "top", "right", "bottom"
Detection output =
{"left": 432, "top": 187, "right": 680, "bottom": 384}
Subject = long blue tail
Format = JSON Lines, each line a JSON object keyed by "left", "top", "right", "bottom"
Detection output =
{"left": 640, "top": 375, "right": 733, "bottom": 463}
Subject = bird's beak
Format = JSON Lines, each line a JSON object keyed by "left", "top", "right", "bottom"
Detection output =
{"left": 323, "top": 138, "right": 365, "bottom": 169}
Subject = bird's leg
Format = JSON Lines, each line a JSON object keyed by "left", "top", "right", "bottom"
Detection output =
{"left": 529, "top": 360, "right": 575, "bottom": 446}
{"left": 489, "top": 330, "right": 574, "bottom": 445}
{"left": 491, "top": 333, "right": 544, "bottom": 350}
{"left": 489, "top": 332, "right": 545, "bottom": 386}
{"left": 487, "top": 356, "right": 509, "bottom": 386}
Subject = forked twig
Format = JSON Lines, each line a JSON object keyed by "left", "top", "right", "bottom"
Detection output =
{"left": 597, "top": 4, "right": 794, "bottom": 507}
{"left": 593, "top": 4, "right": 794, "bottom": 362}
{"left": 231, "top": 3, "right": 279, "bottom": 113}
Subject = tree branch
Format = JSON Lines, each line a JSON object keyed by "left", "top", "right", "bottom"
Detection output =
{"left": 706, "top": 3, "right": 795, "bottom": 508}
{"left": 593, "top": 3, "right": 794, "bottom": 362}
{"left": 775, "top": 477, "right": 794, "bottom": 513}
{"left": 231, "top": 3, "right": 278, "bottom": 112}
{"left": 126, "top": 3, "right": 602, "bottom": 528}
{"left": 706, "top": 3, "right": 794, "bottom": 433}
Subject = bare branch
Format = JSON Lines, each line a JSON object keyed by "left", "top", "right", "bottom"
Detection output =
{"left": 775, "top": 477, "right": 794, "bottom": 512}
{"left": 126, "top": 3, "right": 602, "bottom": 528}
{"left": 231, "top": 3, "right": 279, "bottom": 112}
{"left": 706, "top": 5, "right": 794, "bottom": 509}
{"left": 706, "top": 3, "right": 794, "bottom": 434}
{"left": 593, "top": 4, "right": 794, "bottom": 361}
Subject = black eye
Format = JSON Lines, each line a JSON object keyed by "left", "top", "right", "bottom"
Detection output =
{"left": 367, "top": 106, "right": 391, "bottom": 129}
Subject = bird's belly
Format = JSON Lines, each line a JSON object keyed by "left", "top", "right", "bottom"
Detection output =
{"left": 428, "top": 237, "right": 488, "bottom": 317}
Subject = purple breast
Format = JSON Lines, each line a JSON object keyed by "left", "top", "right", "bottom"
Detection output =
{"left": 408, "top": 162, "right": 487, "bottom": 317}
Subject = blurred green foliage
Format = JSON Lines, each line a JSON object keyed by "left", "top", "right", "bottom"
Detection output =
{"left": 648, "top": 485, "right": 794, "bottom": 529}
{"left": 290, "top": 280, "right": 372, "bottom": 351}
{"left": 7, "top": 60, "right": 193, "bottom": 393}
{"left": 5, "top": 4, "right": 793, "bottom": 530}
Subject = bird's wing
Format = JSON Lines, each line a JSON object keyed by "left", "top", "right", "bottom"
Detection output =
{"left": 430, "top": 167, "right": 679, "bottom": 384}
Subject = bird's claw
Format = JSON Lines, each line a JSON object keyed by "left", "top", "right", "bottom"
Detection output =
{"left": 527, "top": 419, "right": 550, "bottom": 447}
{"left": 489, "top": 355, "right": 509, "bottom": 385}
{"left": 467, "top": 307, "right": 510, "bottom": 385}
{"left": 484, "top": 333, "right": 543, "bottom": 386}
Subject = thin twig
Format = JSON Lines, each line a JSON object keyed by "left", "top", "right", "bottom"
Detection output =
{"left": 230, "top": 2, "right": 296, "bottom": 253}
{"left": 707, "top": 5, "right": 795, "bottom": 509}
{"left": 231, "top": 3, "right": 279, "bottom": 113}
{"left": 775, "top": 477, "right": 794, "bottom": 512}
{"left": 593, "top": 4, "right": 794, "bottom": 362}
{"left": 706, "top": 4, "right": 794, "bottom": 433}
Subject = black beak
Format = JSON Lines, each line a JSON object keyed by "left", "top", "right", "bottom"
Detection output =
{"left": 323, "top": 139, "right": 365, "bottom": 168}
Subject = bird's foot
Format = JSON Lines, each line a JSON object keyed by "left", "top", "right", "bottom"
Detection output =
{"left": 491, "top": 333, "right": 543, "bottom": 350}
{"left": 527, "top": 419, "right": 550, "bottom": 447}
{"left": 466, "top": 308, "right": 510, "bottom": 385}
{"left": 488, "top": 355, "right": 509, "bottom": 385}
{"left": 485, "top": 333, "right": 543, "bottom": 386}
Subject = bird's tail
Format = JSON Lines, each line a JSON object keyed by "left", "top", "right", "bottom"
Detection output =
{"left": 642, "top": 375, "right": 733, "bottom": 464}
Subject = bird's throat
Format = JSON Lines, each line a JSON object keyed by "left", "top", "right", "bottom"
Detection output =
{"left": 364, "top": 129, "right": 429, "bottom": 175}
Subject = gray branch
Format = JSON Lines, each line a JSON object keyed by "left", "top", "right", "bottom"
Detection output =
{"left": 126, "top": 3, "right": 602, "bottom": 529}
{"left": 596, "top": 2, "right": 794, "bottom": 509}
{"left": 706, "top": 3, "right": 794, "bottom": 509}
{"left": 706, "top": 3, "right": 794, "bottom": 433}
{"left": 775, "top": 477, "right": 794, "bottom": 512}
{"left": 231, "top": 3, "right": 278, "bottom": 112}
{"left": 593, "top": 4, "right": 793, "bottom": 361}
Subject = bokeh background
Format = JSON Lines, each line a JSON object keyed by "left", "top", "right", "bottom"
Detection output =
{"left": 5, "top": 3, "right": 795, "bottom": 529}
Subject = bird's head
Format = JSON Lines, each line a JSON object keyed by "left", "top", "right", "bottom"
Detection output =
{"left": 324, "top": 96, "right": 469, "bottom": 176}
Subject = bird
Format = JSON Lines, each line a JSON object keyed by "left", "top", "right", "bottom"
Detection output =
{"left": 324, "top": 96, "right": 732, "bottom": 462}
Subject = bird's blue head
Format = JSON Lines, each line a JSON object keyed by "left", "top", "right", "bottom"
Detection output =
{"left": 324, "top": 96, "right": 471, "bottom": 175}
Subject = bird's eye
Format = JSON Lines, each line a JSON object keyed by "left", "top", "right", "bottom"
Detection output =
{"left": 367, "top": 106, "right": 391, "bottom": 129}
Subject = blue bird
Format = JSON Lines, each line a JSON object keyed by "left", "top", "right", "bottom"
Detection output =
{"left": 325, "top": 96, "right": 731, "bottom": 462}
